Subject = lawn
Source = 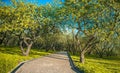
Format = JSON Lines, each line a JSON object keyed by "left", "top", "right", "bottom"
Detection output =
{"left": 71, "top": 56, "right": 120, "bottom": 73}
{"left": 0, "top": 47, "right": 52, "bottom": 73}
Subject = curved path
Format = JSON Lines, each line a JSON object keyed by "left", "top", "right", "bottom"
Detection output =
{"left": 15, "top": 52, "right": 77, "bottom": 73}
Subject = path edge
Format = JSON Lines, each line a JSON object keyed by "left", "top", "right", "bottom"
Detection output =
{"left": 9, "top": 53, "right": 52, "bottom": 73}
{"left": 67, "top": 52, "right": 84, "bottom": 73}
{"left": 9, "top": 61, "right": 27, "bottom": 73}
{"left": 10, "top": 51, "right": 83, "bottom": 73}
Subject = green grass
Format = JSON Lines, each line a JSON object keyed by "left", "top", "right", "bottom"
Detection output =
{"left": 0, "top": 47, "right": 52, "bottom": 73}
{"left": 71, "top": 56, "right": 120, "bottom": 73}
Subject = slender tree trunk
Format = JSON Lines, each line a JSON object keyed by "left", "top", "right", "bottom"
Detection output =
{"left": 88, "top": 49, "right": 92, "bottom": 55}
{"left": 45, "top": 46, "right": 49, "bottom": 52}
{"left": 0, "top": 32, "right": 6, "bottom": 45}
{"left": 20, "top": 41, "right": 26, "bottom": 56}
{"left": 0, "top": 39, "right": 4, "bottom": 45}
{"left": 25, "top": 41, "right": 33, "bottom": 56}
{"left": 4, "top": 39, "right": 9, "bottom": 46}
{"left": 80, "top": 51, "right": 85, "bottom": 64}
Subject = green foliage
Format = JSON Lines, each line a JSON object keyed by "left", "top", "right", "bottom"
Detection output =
{"left": 0, "top": 47, "right": 51, "bottom": 73}
{"left": 72, "top": 56, "right": 120, "bottom": 73}
{"left": 0, "top": 0, "right": 119, "bottom": 66}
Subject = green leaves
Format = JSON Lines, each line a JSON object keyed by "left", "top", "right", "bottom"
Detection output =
{"left": 0, "top": 0, "right": 119, "bottom": 57}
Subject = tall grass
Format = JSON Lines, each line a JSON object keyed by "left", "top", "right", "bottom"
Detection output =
{"left": 0, "top": 47, "right": 51, "bottom": 73}
{"left": 72, "top": 56, "right": 120, "bottom": 73}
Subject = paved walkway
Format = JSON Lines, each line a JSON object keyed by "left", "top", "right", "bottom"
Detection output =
{"left": 15, "top": 52, "right": 77, "bottom": 73}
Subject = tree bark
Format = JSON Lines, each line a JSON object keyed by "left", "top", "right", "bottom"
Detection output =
{"left": 25, "top": 41, "right": 33, "bottom": 56}
{"left": 79, "top": 36, "right": 98, "bottom": 63}
{"left": 20, "top": 41, "right": 26, "bottom": 56}
{"left": 80, "top": 51, "right": 85, "bottom": 64}
{"left": 19, "top": 38, "right": 33, "bottom": 56}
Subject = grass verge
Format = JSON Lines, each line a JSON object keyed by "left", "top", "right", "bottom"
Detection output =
{"left": 0, "top": 47, "right": 52, "bottom": 73}
{"left": 71, "top": 55, "right": 120, "bottom": 73}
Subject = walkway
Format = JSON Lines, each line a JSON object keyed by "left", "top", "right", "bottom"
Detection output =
{"left": 15, "top": 52, "right": 77, "bottom": 73}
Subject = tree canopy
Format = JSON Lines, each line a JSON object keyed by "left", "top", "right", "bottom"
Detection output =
{"left": 0, "top": 0, "right": 120, "bottom": 63}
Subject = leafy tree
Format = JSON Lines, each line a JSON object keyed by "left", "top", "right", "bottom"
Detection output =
{"left": 60, "top": 0, "right": 120, "bottom": 63}
{"left": 0, "top": 1, "right": 39, "bottom": 56}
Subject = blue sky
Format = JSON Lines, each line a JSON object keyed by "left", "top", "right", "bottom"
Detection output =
{"left": 26, "top": 0, "right": 53, "bottom": 5}
{"left": 1, "top": 0, "right": 64, "bottom": 5}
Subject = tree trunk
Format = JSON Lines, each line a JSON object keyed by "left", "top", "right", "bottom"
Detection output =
{"left": 20, "top": 41, "right": 26, "bottom": 56}
{"left": 0, "top": 32, "right": 6, "bottom": 45}
{"left": 0, "top": 39, "right": 3, "bottom": 45}
{"left": 25, "top": 41, "right": 33, "bottom": 56}
{"left": 88, "top": 49, "right": 92, "bottom": 55}
{"left": 45, "top": 46, "right": 49, "bottom": 52}
{"left": 19, "top": 39, "right": 33, "bottom": 56}
{"left": 80, "top": 51, "right": 85, "bottom": 64}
